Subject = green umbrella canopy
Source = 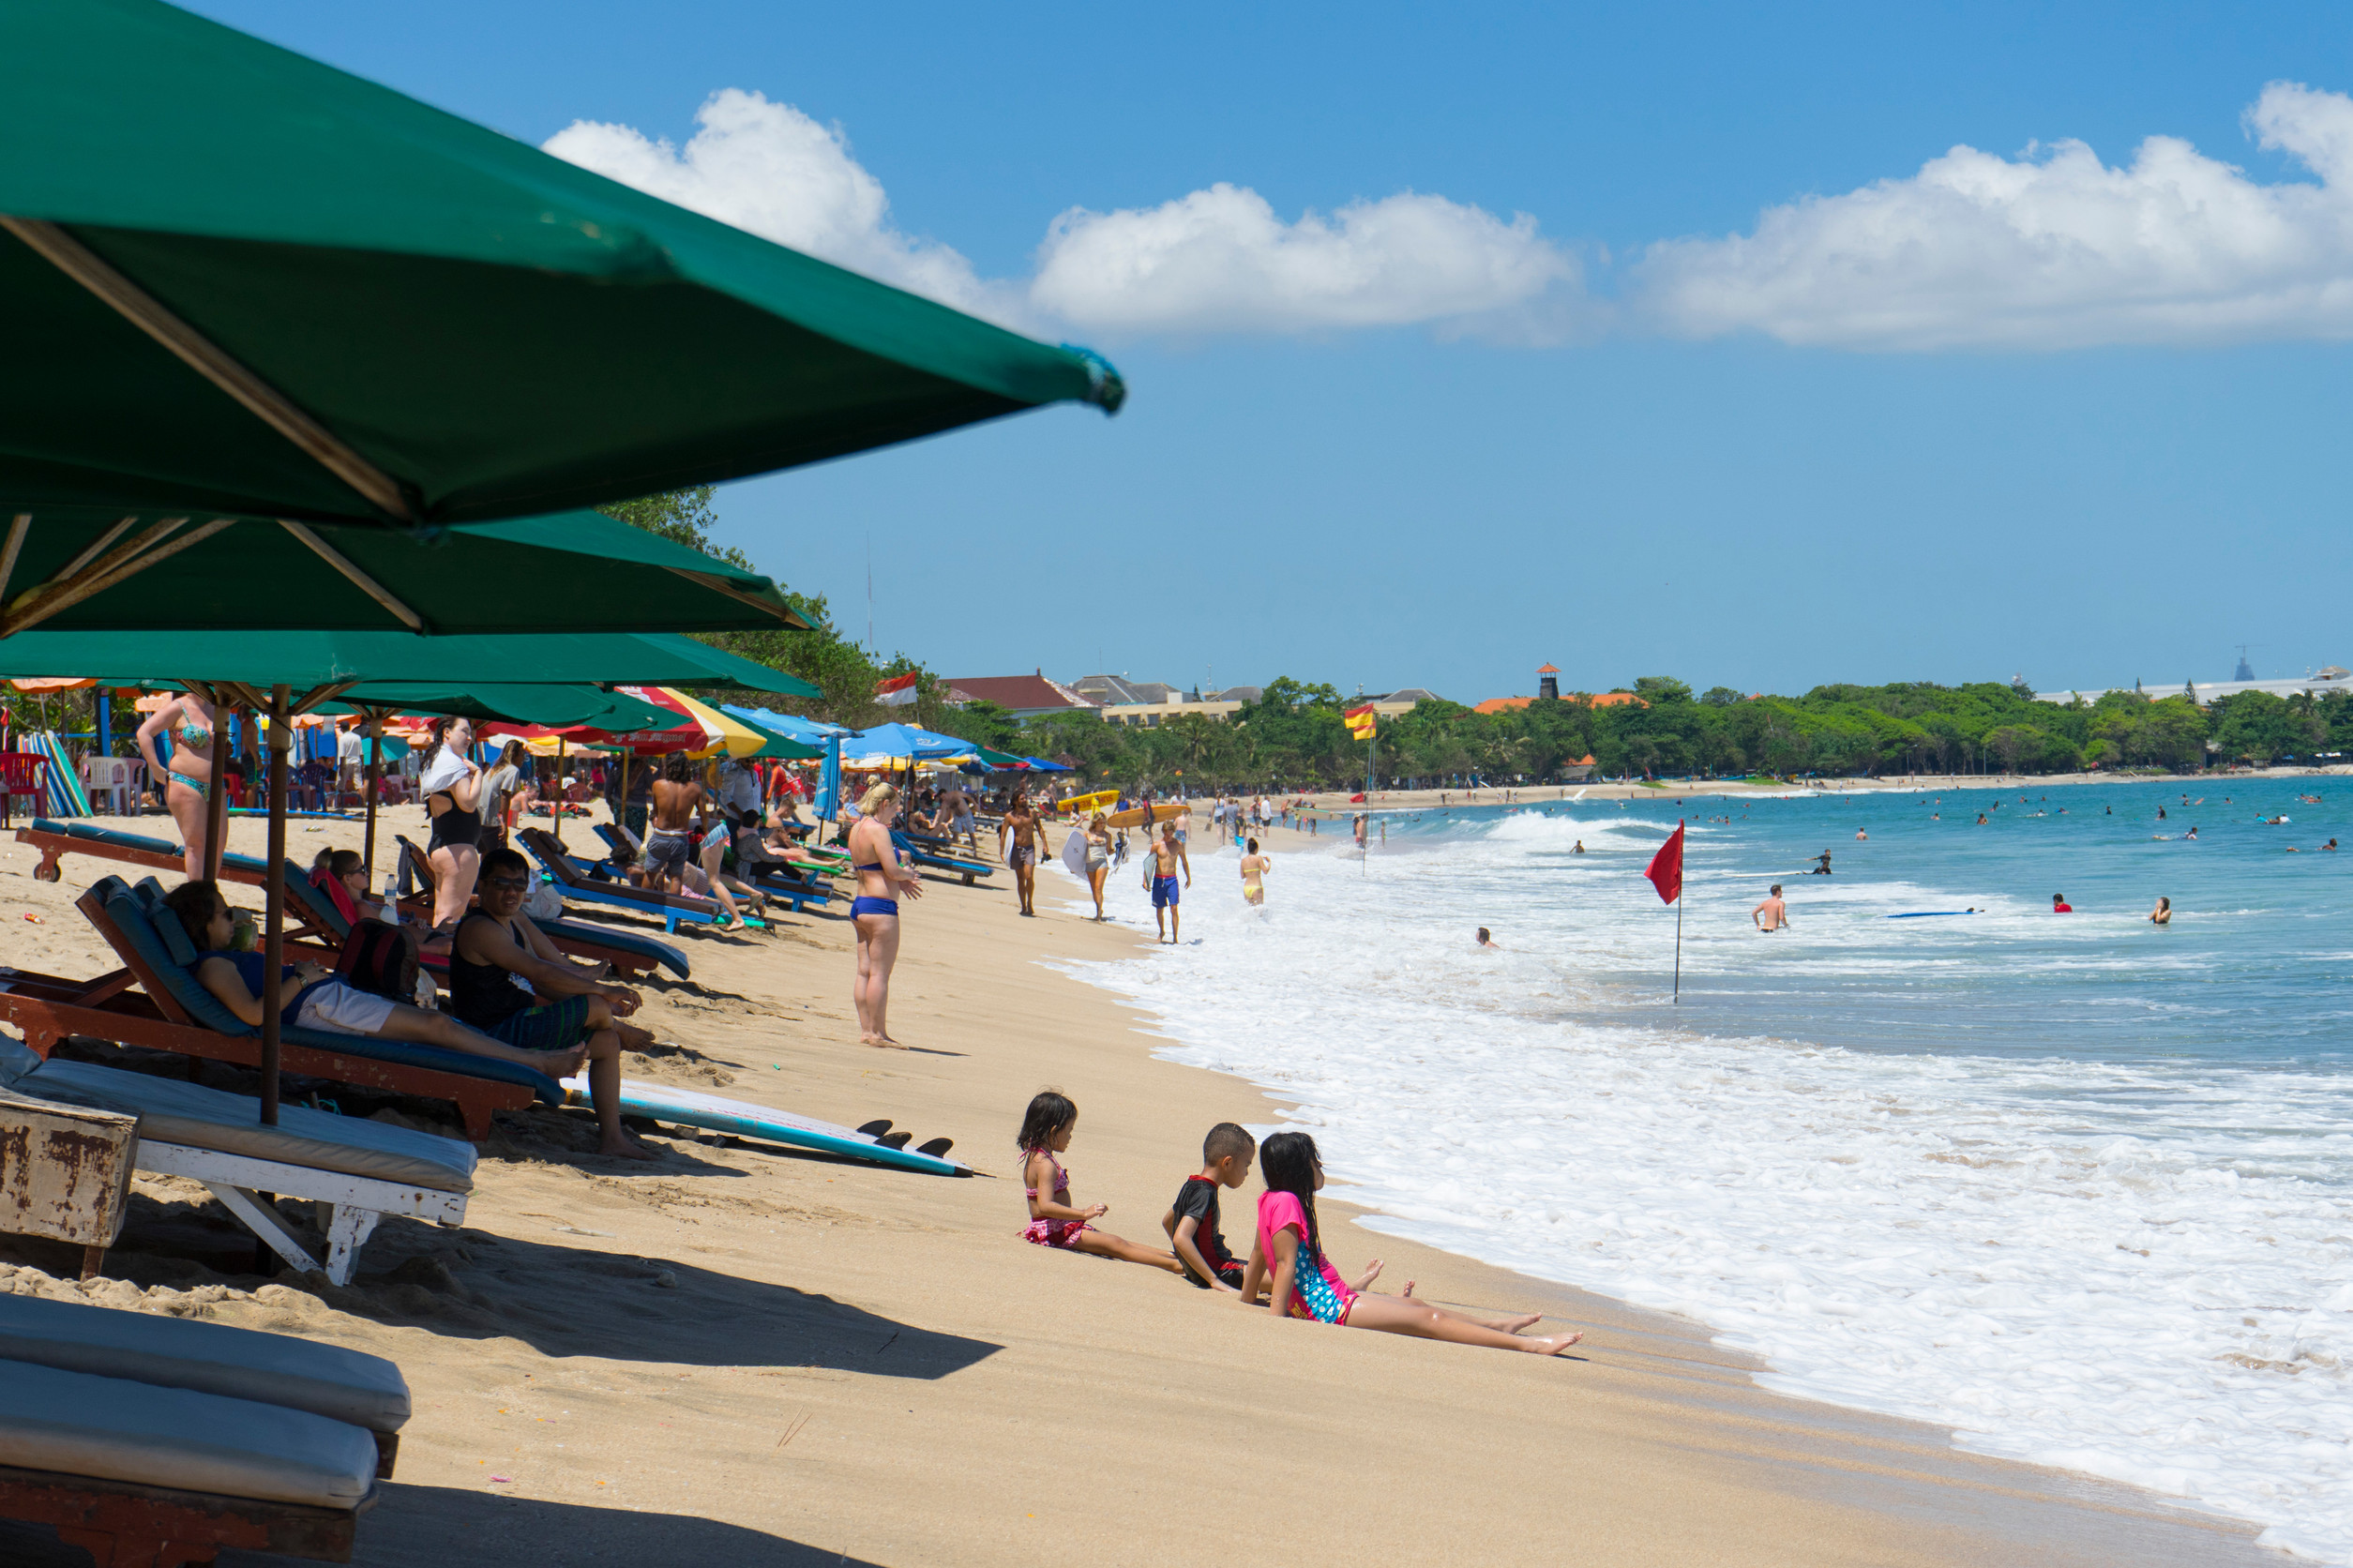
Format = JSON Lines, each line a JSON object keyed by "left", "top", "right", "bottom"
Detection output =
{"left": 0, "top": 506, "right": 804, "bottom": 640}
{"left": 626, "top": 634, "right": 822, "bottom": 699}
{"left": 311, "top": 684, "right": 678, "bottom": 731}
{"left": 0, "top": 0, "right": 1124, "bottom": 527}
{"left": 0, "top": 629, "right": 818, "bottom": 710}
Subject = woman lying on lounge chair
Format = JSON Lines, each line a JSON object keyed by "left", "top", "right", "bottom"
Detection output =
{"left": 160, "top": 880, "right": 591, "bottom": 1081}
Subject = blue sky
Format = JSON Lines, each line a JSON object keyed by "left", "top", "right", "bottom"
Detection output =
{"left": 189, "top": 1, "right": 2353, "bottom": 702}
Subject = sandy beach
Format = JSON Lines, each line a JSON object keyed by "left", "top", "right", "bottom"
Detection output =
{"left": 0, "top": 804, "right": 2282, "bottom": 1567}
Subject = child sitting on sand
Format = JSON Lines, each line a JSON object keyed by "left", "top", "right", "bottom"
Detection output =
{"left": 1162, "top": 1123, "right": 1255, "bottom": 1291}
{"left": 1018, "top": 1092, "right": 1186, "bottom": 1276}
{"left": 1240, "top": 1131, "right": 1582, "bottom": 1356}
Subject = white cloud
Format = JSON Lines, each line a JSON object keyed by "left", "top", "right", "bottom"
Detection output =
{"left": 1633, "top": 82, "right": 2353, "bottom": 350}
{"left": 1028, "top": 184, "right": 1577, "bottom": 336}
{"left": 547, "top": 92, "right": 1575, "bottom": 339}
{"left": 543, "top": 88, "right": 1001, "bottom": 318}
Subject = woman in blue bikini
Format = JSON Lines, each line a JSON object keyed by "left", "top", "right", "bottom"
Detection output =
{"left": 847, "top": 781, "right": 922, "bottom": 1047}
{"left": 134, "top": 692, "right": 217, "bottom": 878}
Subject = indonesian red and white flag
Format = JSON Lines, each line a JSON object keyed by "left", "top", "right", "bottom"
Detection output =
{"left": 1643, "top": 822, "right": 1684, "bottom": 905}
{"left": 875, "top": 671, "right": 920, "bottom": 708}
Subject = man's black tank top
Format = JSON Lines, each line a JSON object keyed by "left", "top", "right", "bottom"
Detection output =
{"left": 450, "top": 910, "right": 533, "bottom": 1030}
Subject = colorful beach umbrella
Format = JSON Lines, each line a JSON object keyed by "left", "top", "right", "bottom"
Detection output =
{"left": 0, "top": 0, "right": 1124, "bottom": 528}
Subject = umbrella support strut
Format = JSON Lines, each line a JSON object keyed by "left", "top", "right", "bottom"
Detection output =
{"left": 0, "top": 217, "right": 415, "bottom": 522}
{"left": 260, "top": 686, "right": 290, "bottom": 1127}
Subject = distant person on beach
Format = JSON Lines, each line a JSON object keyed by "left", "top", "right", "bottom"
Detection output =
{"left": 1164, "top": 1123, "right": 1256, "bottom": 1291}
{"left": 2150, "top": 897, "right": 2171, "bottom": 926}
{"left": 1752, "top": 885, "right": 1789, "bottom": 932}
{"left": 1240, "top": 837, "right": 1270, "bottom": 907}
{"left": 1003, "top": 795, "right": 1048, "bottom": 917}
{"left": 1976, "top": 813, "right": 1989, "bottom": 825}
{"left": 1573, "top": 840, "right": 1586, "bottom": 853}
{"left": 848, "top": 782, "right": 923, "bottom": 1048}
{"left": 1148, "top": 821, "right": 1190, "bottom": 944}
{"left": 1854, "top": 828, "right": 1867, "bottom": 840}
{"left": 641, "top": 751, "right": 706, "bottom": 897}
{"left": 134, "top": 690, "right": 217, "bottom": 878}
{"left": 2185, "top": 827, "right": 2198, "bottom": 840}
{"left": 1811, "top": 851, "right": 1833, "bottom": 874}
{"left": 1017, "top": 1092, "right": 1184, "bottom": 1275}
{"left": 1239, "top": 1133, "right": 1582, "bottom": 1354}
{"left": 1475, "top": 927, "right": 1501, "bottom": 949}
{"left": 2051, "top": 894, "right": 2073, "bottom": 913}
{"left": 1083, "top": 812, "right": 1112, "bottom": 920}
{"left": 419, "top": 716, "right": 486, "bottom": 929}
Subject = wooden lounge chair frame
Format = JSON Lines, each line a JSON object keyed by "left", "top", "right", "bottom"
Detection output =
{"left": 137, "top": 1139, "right": 465, "bottom": 1288}
{"left": 392, "top": 836, "right": 693, "bottom": 973}
{"left": 0, "top": 1462, "right": 371, "bottom": 1568}
{"left": 0, "top": 887, "right": 548, "bottom": 1141}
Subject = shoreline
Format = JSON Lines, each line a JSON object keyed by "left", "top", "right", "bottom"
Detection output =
{"left": 0, "top": 805, "right": 2285, "bottom": 1565}
{"left": 1165, "top": 763, "right": 2353, "bottom": 819}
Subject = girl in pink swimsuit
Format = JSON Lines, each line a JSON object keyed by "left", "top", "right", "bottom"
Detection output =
{"left": 1242, "top": 1132, "right": 1586, "bottom": 1355}
{"left": 1017, "top": 1092, "right": 1187, "bottom": 1276}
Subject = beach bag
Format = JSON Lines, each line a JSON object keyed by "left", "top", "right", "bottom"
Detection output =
{"left": 333, "top": 918, "right": 421, "bottom": 1002}
{"left": 522, "top": 876, "right": 566, "bottom": 922}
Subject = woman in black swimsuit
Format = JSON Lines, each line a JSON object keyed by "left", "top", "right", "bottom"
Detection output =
{"left": 420, "top": 716, "right": 485, "bottom": 929}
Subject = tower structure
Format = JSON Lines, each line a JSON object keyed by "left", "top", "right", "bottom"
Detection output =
{"left": 1537, "top": 663, "right": 1560, "bottom": 701}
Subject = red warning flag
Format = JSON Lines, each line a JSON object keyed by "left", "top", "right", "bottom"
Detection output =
{"left": 1643, "top": 822, "right": 1684, "bottom": 905}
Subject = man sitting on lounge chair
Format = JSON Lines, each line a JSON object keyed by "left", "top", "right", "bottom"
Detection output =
{"left": 163, "top": 880, "right": 588, "bottom": 1082}
{"left": 450, "top": 848, "right": 658, "bottom": 1159}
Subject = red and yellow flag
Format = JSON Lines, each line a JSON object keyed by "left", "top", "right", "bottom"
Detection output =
{"left": 1343, "top": 702, "right": 1377, "bottom": 740}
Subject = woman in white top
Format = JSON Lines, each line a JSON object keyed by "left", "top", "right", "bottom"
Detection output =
{"left": 419, "top": 716, "right": 485, "bottom": 929}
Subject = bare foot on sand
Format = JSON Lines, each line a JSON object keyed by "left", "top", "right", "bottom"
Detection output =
{"left": 860, "top": 1033, "right": 908, "bottom": 1048}
{"left": 600, "top": 1129, "right": 661, "bottom": 1161}
{"left": 1526, "top": 1331, "right": 1583, "bottom": 1355}
{"left": 1496, "top": 1312, "right": 1545, "bottom": 1334}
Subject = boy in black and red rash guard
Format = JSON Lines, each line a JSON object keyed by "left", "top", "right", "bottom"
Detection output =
{"left": 1163, "top": 1123, "right": 1256, "bottom": 1291}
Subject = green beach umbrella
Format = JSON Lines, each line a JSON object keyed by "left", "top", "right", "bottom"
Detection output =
{"left": 0, "top": 0, "right": 1124, "bottom": 527}
{"left": 0, "top": 628, "right": 821, "bottom": 699}
{"left": 0, "top": 505, "right": 806, "bottom": 641}
{"left": 312, "top": 684, "right": 677, "bottom": 731}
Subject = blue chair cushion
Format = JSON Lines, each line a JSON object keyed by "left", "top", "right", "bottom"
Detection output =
{"left": 57, "top": 820, "right": 185, "bottom": 856}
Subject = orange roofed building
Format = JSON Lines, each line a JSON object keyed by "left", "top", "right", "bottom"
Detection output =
{"left": 1473, "top": 690, "right": 1646, "bottom": 716}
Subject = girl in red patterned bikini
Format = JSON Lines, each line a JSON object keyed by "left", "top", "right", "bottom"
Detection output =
{"left": 1016, "top": 1092, "right": 1185, "bottom": 1275}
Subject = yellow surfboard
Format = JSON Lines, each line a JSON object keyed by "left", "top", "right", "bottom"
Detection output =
{"left": 1049, "top": 789, "right": 1121, "bottom": 817}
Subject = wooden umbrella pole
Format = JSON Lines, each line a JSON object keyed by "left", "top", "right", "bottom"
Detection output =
{"left": 201, "top": 698, "right": 234, "bottom": 884}
{"left": 260, "top": 685, "right": 291, "bottom": 1125}
{"left": 553, "top": 737, "right": 566, "bottom": 851}
{"left": 360, "top": 713, "right": 381, "bottom": 886}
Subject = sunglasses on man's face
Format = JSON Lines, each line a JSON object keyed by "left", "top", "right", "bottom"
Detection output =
{"left": 484, "top": 876, "right": 530, "bottom": 892}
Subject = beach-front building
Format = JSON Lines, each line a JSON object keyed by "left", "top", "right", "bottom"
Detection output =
{"left": 1076, "top": 674, "right": 1246, "bottom": 728}
{"left": 1475, "top": 690, "right": 1646, "bottom": 716}
{"left": 943, "top": 671, "right": 1098, "bottom": 719}
{"left": 2035, "top": 668, "right": 2352, "bottom": 706}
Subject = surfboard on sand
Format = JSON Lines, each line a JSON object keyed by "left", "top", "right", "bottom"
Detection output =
{"left": 559, "top": 1076, "right": 969, "bottom": 1176}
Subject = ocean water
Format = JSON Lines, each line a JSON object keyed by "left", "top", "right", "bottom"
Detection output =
{"left": 1046, "top": 779, "right": 2353, "bottom": 1561}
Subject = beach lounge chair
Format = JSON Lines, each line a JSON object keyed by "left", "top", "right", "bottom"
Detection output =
{"left": 0, "top": 1290, "right": 408, "bottom": 1565}
{"left": 0, "top": 1033, "right": 471, "bottom": 1287}
{"left": 390, "top": 836, "right": 692, "bottom": 975}
{"left": 514, "top": 827, "right": 727, "bottom": 935}
{"left": 587, "top": 822, "right": 835, "bottom": 913}
{"left": 0, "top": 876, "right": 563, "bottom": 1140}
{"left": 891, "top": 830, "right": 994, "bottom": 885}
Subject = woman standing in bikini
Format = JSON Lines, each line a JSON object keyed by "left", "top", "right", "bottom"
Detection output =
{"left": 1083, "top": 811, "right": 1112, "bottom": 920}
{"left": 419, "top": 716, "right": 485, "bottom": 930}
{"left": 135, "top": 693, "right": 217, "bottom": 878}
{"left": 847, "top": 781, "right": 922, "bottom": 1047}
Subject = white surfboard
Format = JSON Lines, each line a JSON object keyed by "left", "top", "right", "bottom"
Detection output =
{"left": 562, "top": 1076, "right": 967, "bottom": 1176}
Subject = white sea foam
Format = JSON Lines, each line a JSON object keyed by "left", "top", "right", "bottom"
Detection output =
{"left": 1045, "top": 816, "right": 2353, "bottom": 1560}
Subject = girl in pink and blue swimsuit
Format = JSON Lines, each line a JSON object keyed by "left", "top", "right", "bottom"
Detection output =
{"left": 1017, "top": 1092, "right": 1187, "bottom": 1276}
{"left": 1242, "top": 1132, "right": 1586, "bottom": 1355}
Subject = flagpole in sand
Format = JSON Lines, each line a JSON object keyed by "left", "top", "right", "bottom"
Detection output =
{"left": 1644, "top": 820, "right": 1687, "bottom": 1003}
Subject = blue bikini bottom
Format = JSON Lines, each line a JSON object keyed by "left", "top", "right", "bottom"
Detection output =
{"left": 851, "top": 896, "right": 899, "bottom": 919}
